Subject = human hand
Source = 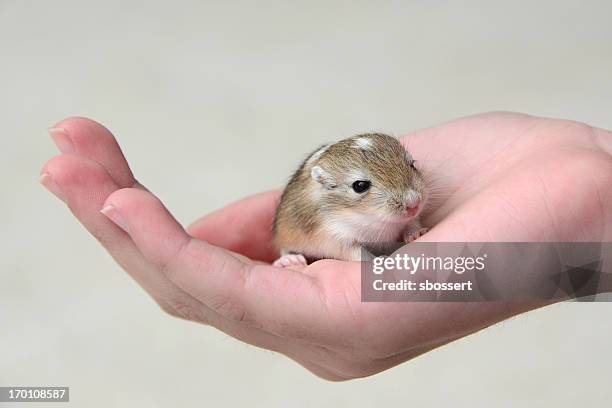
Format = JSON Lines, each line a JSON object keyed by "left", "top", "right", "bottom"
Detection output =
{"left": 40, "top": 112, "right": 612, "bottom": 380}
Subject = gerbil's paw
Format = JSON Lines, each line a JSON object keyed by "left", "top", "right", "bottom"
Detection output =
{"left": 272, "top": 254, "right": 308, "bottom": 269}
{"left": 403, "top": 227, "right": 429, "bottom": 243}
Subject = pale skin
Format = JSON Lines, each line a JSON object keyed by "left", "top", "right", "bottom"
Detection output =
{"left": 40, "top": 112, "right": 612, "bottom": 380}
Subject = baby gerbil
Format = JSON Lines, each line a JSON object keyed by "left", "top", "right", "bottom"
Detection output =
{"left": 273, "top": 133, "right": 428, "bottom": 268}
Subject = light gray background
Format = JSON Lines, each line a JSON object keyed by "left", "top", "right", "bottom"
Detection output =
{"left": 1, "top": 1, "right": 611, "bottom": 407}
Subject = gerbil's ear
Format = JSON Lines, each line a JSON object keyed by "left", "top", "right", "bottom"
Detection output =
{"left": 311, "top": 165, "right": 337, "bottom": 189}
{"left": 404, "top": 150, "right": 414, "bottom": 162}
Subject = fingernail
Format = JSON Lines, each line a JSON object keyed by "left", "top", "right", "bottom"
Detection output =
{"left": 100, "top": 204, "right": 129, "bottom": 233}
{"left": 39, "top": 172, "right": 66, "bottom": 203}
{"left": 48, "top": 127, "right": 75, "bottom": 154}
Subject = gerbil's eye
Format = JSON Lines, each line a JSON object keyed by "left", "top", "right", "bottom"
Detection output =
{"left": 352, "top": 180, "right": 371, "bottom": 193}
{"left": 409, "top": 160, "right": 417, "bottom": 170}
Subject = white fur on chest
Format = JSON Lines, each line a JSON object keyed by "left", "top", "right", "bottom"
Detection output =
{"left": 324, "top": 212, "right": 407, "bottom": 245}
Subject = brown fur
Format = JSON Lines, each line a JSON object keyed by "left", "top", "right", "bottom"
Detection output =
{"left": 274, "top": 133, "right": 426, "bottom": 260}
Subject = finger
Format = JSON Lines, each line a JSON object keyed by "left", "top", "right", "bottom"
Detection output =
{"left": 49, "top": 117, "right": 135, "bottom": 188}
{"left": 40, "top": 154, "right": 203, "bottom": 316}
{"left": 400, "top": 112, "right": 538, "bottom": 188}
{"left": 41, "top": 155, "right": 310, "bottom": 356}
{"left": 186, "top": 191, "right": 281, "bottom": 262}
{"left": 47, "top": 118, "right": 282, "bottom": 262}
{"left": 102, "top": 188, "right": 332, "bottom": 339}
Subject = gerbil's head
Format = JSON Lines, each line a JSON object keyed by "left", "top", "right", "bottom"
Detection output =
{"left": 307, "top": 133, "right": 427, "bottom": 223}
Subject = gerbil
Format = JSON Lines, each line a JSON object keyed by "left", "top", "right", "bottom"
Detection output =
{"left": 273, "top": 133, "right": 428, "bottom": 268}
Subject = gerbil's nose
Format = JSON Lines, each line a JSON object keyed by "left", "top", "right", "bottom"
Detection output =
{"left": 404, "top": 200, "right": 420, "bottom": 217}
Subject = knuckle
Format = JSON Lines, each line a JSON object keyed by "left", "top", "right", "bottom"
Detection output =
{"left": 566, "top": 150, "right": 612, "bottom": 183}
{"left": 158, "top": 301, "right": 182, "bottom": 318}
{"left": 156, "top": 240, "right": 257, "bottom": 327}
{"left": 190, "top": 257, "right": 257, "bottom": 326}
{"left": 157, "top": 235, "right": 192, "bottom": 279}
{"left": 162, "top": 297, "right": 208, "bottom": 324}
{"left": 206, "top": 293, "right": 253, "bottom": 326}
